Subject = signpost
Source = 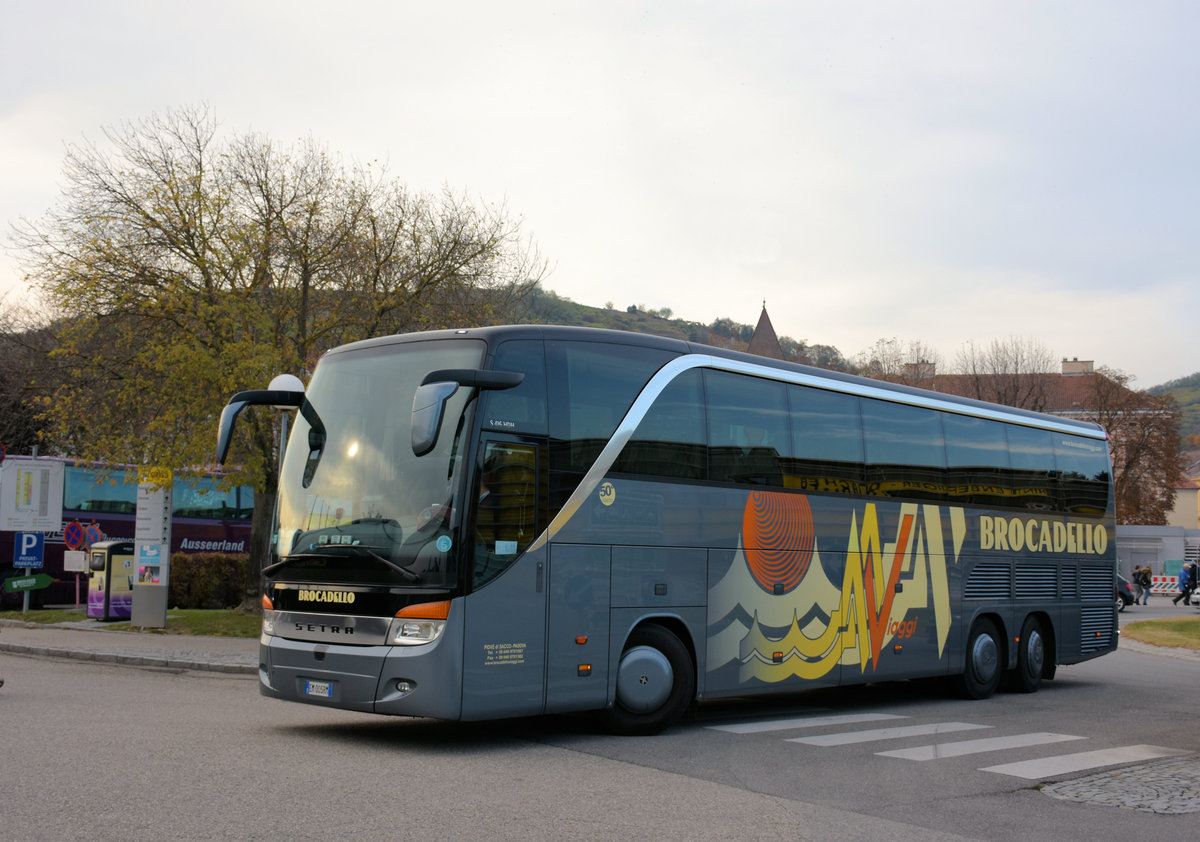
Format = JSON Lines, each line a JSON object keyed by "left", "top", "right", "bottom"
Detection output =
{"left": 3, "top": 573, "right": 55, "bottom": 594}
{"left": 1, "top": 453, "right": 65, "bottom": 613}
{"left": 12, "top": 531, "right": 44, "bottom": 614}
{"left": 132, "top": 473, "right": 172, "bottom": 628}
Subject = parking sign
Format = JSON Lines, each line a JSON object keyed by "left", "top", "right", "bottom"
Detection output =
{"left": 14, "top": 532, "right": 45, "bottom": 569}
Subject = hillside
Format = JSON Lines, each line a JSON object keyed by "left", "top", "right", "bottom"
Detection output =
{"left": 1151, "top": 373, "right": 1200, "bottom": 447}
{"left": 518, "top": 289, "right": 852, "bottom": 370}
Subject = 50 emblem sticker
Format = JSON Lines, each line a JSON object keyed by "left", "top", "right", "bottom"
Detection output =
{"left": 598, "top": 481, "right": 616, "bottom": 506}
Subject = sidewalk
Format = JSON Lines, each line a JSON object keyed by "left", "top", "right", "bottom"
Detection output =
{"left": 0, "top": 617, "right": 257, "bottom": 674}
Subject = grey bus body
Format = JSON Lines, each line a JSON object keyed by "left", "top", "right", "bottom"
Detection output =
{"left": 220, "top": 325, "right": 1117, "bottom": 734}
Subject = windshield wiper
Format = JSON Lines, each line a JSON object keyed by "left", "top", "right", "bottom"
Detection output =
{"left": 264, "top": 545, "right": 420, "bottom": 582}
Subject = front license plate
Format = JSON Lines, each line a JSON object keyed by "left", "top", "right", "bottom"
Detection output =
{"left": 305, "top": 680, "right": 333, "bottom": 698}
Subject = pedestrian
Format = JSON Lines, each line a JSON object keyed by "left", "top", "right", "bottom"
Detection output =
{"left": 1132, "top": 565, "right": 1148, "bottom": 604}
{"left": 1139, "top": 565, "right": 1153, "bottom": 604}
{"left": 1172, "top": 561, "right": 1193, "bottom": 606}
{"left": 1189, "top": 562, "right": 1199, "bottom": 607}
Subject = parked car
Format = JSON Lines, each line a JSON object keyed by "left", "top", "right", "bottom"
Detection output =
{"left": 1116, "top": 574, "right": 1135, "bottom": 611}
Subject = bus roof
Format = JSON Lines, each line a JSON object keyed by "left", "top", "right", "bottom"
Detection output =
{"left": 325, "top": 324, "right": 1107, "bottom": 439}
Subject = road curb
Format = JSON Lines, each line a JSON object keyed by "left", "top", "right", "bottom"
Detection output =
{"left": 0, "top": 639, "right": 257, "bottom": 674}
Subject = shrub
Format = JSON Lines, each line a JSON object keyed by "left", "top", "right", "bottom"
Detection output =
{"left": 168, "top": 552, "right": 248, "bottom": 609}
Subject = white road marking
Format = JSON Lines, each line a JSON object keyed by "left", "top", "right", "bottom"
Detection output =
{"left": 706, "top": 712, "right": 906, "bottom": 734}
{"left": 980, "top": 744, "right": 1190, "bottom": 779}
{"left": 787, "top": 721, "right": 990, "bottom": 746}
{"left": 877, "top": 732, "right": 1085, "bottom": 761}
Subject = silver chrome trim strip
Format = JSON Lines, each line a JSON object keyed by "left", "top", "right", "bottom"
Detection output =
{"left": 528, "top": 353, "right": 1106, "bottom": 552}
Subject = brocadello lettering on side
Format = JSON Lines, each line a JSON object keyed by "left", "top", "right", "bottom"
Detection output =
{"left": 978, "top": 516, "right": 1108, "bottom": 556}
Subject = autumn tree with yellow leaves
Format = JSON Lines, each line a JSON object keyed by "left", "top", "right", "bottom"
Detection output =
{"left": 11, "top": 106, "right": 545, "bottom": 596}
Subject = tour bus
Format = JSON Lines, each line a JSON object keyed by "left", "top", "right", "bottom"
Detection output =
{"left": 218, "top": 325, "right": 1116, "bottom": 734}
{"left": 0, "top": 460, "right": 253, "bottom": 609}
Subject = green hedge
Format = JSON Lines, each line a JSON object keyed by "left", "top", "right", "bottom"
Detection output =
{"left": 168, "top": 552, "right": 249, "bottom": 609}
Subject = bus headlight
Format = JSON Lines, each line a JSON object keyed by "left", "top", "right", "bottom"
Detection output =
{"left": 390, "top": 618, "right": 446, "bottom": 645}
{"left": 262, "top": 609, "right": 279, "bottom": 637}
{"left": 388, "top": 600, "right": 451, "bottom": 646}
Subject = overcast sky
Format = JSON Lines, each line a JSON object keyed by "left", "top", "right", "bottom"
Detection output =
{"left": 3, "top": 1, "right": 1197, "bottom": 386}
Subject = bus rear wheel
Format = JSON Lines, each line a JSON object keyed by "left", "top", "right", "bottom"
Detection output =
{"left": 954, "top": 617, "right": 1002, "bottom": 700}
{"left": 1008, "top": 616, "right": 1045, "bottom": 693}
{"left": 600, "top": 624, "right": 694, "bottom": 736}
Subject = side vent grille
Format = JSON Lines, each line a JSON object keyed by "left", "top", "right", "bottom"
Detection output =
{"left": 965, "top": 562, "right": 1010, "bottom": 601}
{"left": 1015, "top": 564, "right": 1057, "bottom": 600}
{"left": 1079, "top": 566, "right": 1113, "bottom": 603}
{"left": 1080, "top": 606, "right": 1115, "bottom": 652}
{"left": 1059, "top": 567, "right": 1078, "bottom": 600}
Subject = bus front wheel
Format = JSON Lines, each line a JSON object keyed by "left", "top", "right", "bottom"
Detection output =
{"left": 954, "top": 617, "right": 1002, "bottom": 700}
{"left": 601, "top": 624, "right": 695, "bottom": 736}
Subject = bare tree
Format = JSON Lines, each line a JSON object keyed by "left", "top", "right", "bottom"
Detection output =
{"left": 953, "top": 337, "right": 1056, "bottom": 410}
{"left": 1079, "top": 367, "right": 1182, "bottom": 524}
{"left": 855, "top": 337, "right": 943, "bottom": 386}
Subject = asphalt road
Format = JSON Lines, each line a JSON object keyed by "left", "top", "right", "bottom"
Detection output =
{"left": 1, "top": 601, "right": 1198, "bottom": 841}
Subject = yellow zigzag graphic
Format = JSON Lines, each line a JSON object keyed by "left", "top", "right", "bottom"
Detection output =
{"left": 739, "top": 503, "right": 963, "bottom": 683}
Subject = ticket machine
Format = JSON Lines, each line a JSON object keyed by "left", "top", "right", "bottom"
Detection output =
{"left": 87, "top": 540, "right": 135, "bottom": 621}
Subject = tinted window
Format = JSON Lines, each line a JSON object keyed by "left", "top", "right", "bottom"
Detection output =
{"left": 1005, "top": 424, "right": 1057, "bottom": 510}
{"left": 547, "top": 341, "right": 676, "bottom": 509}
{"left": 706, "top": 370, "right": 787, "bottom": 487}
{"left": 786, "top": 386, "right": 865, "bottom": 494}
{"left": 943, "top": 414, "right": 1013, "bottom": 507}
{"left": 614, "top": 369, "right": 706, "bottom": 479}
{"left": 64, "top": 466, "right": 137, "bottom": 513}
{"left": 483, "top": 340, "right": 547, "bottom": 435}
{"left": 1053, "top": 433, "right": 1111, "bottom": 515}
{"left": 172, "top": 477, "right": 254, "bottom": 520}
{"left": 944, "top": 415, "right": 1010, "bottom": 470}
{"left": 861, "top": 399, "right": 946, "bottom": 499}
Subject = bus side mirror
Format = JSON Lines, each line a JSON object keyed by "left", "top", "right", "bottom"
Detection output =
{"left": 411, "top": 382, "right": 460, "bottom": 457}
{"left": 410, "top": 369, "right": 525, "bottom": 457}
{"left": 216, "top": 389, "right": 305, "bottom": 464}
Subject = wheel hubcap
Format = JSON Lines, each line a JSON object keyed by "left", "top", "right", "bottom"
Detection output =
{"left": 970, "top": 633, "right": 999, "bottom": 685}
{"left": 1026, "top": 629, "right": 1044, "bottom": 675}
{"left": 615, "top": 645, "right": 673, "bottom": 713}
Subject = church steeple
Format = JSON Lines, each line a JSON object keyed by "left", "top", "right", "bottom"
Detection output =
{"left": 747, "top": 302, "right": 784, "bottom": 360}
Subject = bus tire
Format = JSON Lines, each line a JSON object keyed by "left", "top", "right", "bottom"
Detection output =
{"left": 600, "top": 624, "right": 695, "bottom": 736}
{"left": 954, "top": 617, "right": 1002, "bottom": 700}
{"left": 1008, "top": 616, "right": 1045, "bottom": 693}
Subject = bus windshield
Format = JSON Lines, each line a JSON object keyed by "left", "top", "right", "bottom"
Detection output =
{"left": 272, "top": 338, "right": 485, "bottom": 587}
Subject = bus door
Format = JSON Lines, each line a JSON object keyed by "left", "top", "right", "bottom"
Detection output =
{"left": 545, "top": 543, "right": 611, "bottom": 714}
{"left": 460, "top": 439, "right": 547, "bottom": 720}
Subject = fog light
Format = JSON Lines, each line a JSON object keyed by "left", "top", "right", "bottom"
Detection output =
{"left": 396, "top": 679, "right": 416, "bottom": 695}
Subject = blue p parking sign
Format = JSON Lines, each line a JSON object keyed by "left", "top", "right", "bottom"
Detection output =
{"left": 14, "top": 532, "right": 45, "bottom": 569}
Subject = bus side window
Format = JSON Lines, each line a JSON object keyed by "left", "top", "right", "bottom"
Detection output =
{"left": 1007, "top": 425, "right": 1057, "bottom": 511}
{"left": 943, "top": 414, "right": 1011, "bottom": 508}
{"left": 787, "top": 386, "right": 865, "bottom": 495}
{"left": 861, "top": 398, "right": 947, "bottom": 501}
{"left": 706, "top": 370, "right": 787, "bottom": 487}
{"left": 613, "top": 369, "right": 706, "bottom": 480}
{"left": 472, "top": 442, "right": 539, "bottom": 588}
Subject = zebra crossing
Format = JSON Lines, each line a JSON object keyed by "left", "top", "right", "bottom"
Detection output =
{"left": 705, "top": 710, "right": 1187, "bottom": 780}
